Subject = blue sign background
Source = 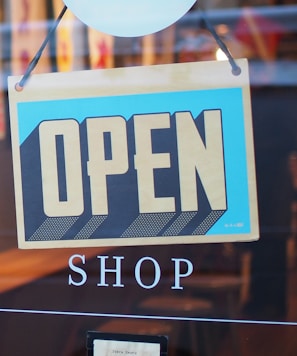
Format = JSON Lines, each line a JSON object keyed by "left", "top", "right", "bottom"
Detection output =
{"left": 17, "top": 87, "right": 250, "bottom": 240}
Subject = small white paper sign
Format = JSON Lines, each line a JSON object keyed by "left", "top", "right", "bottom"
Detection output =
{"left": 94, "top": 339, "right": 160, "bottom": 356}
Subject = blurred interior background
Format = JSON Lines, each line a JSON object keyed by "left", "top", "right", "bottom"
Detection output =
{"left": 0, "top": 0, "right": 297, "bottom": 355}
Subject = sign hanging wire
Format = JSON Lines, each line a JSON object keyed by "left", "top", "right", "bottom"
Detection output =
{"left": 15, "top": 5, "right": 68, "bottom": 91}
{"left": 15, "top": 6, "right": 241, "bottom": 91}
{"left": 200, "top": 11, "right": 241, "bottom": 76}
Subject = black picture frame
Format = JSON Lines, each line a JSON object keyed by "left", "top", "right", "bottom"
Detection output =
{"left": 87, "top": 331, "right": 168, "bottom": 356}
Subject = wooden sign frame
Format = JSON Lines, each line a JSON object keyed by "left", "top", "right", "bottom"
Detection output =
{"left": 8, "top": 59, "right": 258, "bottom": 249}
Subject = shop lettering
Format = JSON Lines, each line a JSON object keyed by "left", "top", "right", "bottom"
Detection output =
{"left": 68, "top": 254, "right": 194, "bottom": 290}
{"left": 39, "top": 110, "right": 226, "bottom": 217}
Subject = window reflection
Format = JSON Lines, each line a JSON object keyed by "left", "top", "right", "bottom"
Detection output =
{"left": 0, "top": 1, "right": 297, "bottom": 355}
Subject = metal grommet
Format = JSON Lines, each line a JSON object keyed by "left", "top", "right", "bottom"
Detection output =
{"left": 232, "top": 66, "right": 242, "bottom": 76}
{"left": 15, "top": 82, "right": 24, "bottom": 92}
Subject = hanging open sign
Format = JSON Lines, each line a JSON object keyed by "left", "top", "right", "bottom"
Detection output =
{"left": 8, "top": 59, "right": 258, "bottom": 249}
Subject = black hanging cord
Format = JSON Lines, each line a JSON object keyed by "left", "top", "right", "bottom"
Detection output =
{"left": 200, "top": 12, "right": 241, "bottom": 76}
{"left": 15, "top": 5, "right": 241, "bottom": 91}
{"left": 15, "top": 5, "right": 68, "bottom": 91}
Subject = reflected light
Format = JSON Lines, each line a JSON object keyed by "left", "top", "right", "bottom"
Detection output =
{"left": 216, "top": 48, "right": 228, "bottom": 61}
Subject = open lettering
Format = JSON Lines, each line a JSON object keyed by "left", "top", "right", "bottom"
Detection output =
{"left": 39, "top": 110, "right": 226, "bottom": 218}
